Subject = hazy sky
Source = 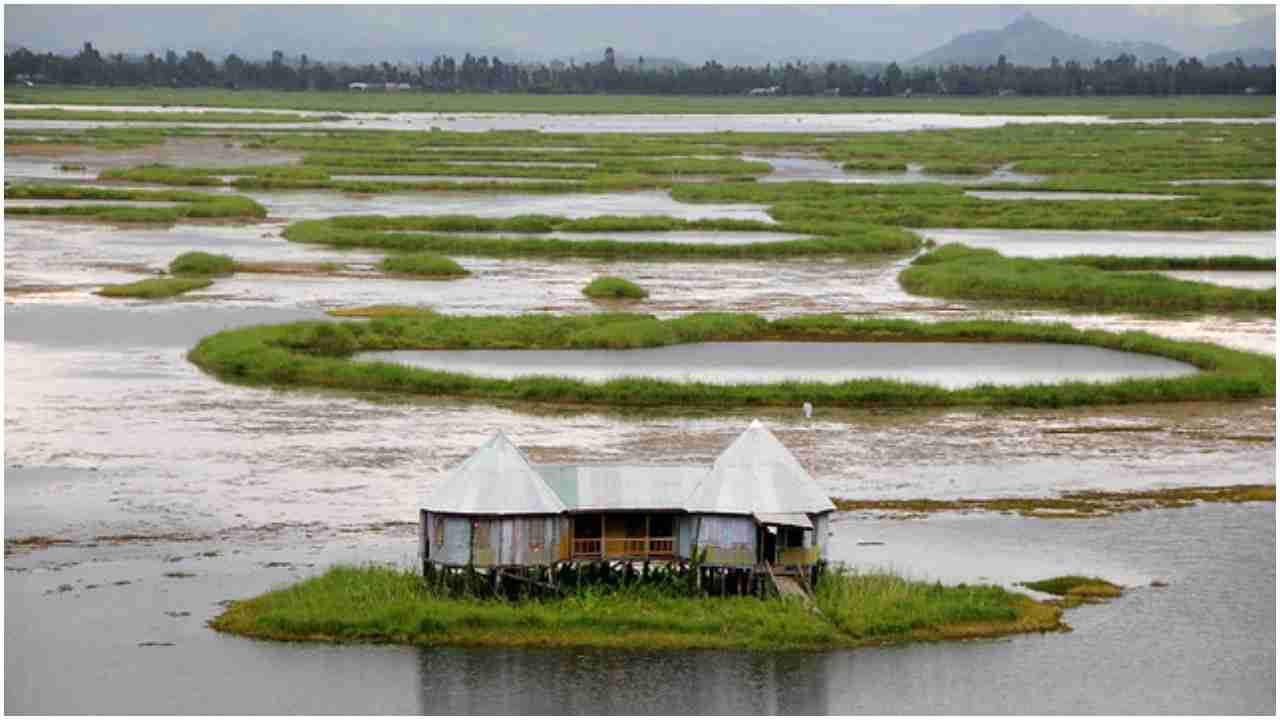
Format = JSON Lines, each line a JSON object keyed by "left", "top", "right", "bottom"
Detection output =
{"left": 5, "top": 4, "right": 1274, "bottom": 65}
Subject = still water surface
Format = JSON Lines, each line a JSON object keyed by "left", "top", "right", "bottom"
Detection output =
{"left": 361, "top": 341, "right": 1199, "bottom": 389}
{"left": 4, "top": 505, "right": 1271, "bottom": 714}
{"left": 919, "top": 227, "right": 1277, "bottom": 259}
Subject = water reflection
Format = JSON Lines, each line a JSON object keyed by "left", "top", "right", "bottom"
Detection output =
{"left": 415, "top": 646, "right": 831, "bottom": 714}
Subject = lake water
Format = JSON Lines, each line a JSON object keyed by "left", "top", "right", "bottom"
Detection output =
{"left": 918, "top": 228, "right": 1277, "bottom": 259}
{"left": 4, "top": 503, "right": 1271, "bottom": 714}
{"left": 8, "top": 103, "right": 1275, "bottom": 133}
{"left": 358, "top": 341, "right": 1198, "bottom": 389}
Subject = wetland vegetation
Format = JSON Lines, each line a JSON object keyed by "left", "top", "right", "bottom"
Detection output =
{"left": 282, "top": 215, "right": 919, "bottom": 258}
{"left": 832, "top": 484, "right": 1276, "bottom": 519}
{"left": 4, "top": 184, "right": 266, "bottom": 222}
{"left": 187, "top": 312, "right": 1274, "bottom": 410}
{"left": 96, "top": 276, "right": 213, "bottom": 299}
{"left": 901, "top": 245, "right": 1276, "bottom": 314}
{"left": 582, "top": 276, "right": 649, "bottom": 300}
{"left": 8, "top": 87, "right": 1275, "bottom": 117}
{"left": 378, "top": 253, "right": 470, "bottom": 278}
{"left": 210, "top": 564, "right": 1065, "bottom": 650}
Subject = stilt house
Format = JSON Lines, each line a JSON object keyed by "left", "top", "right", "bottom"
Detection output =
{"left": 419, "top": 421, "right": 835, "bottom": 574}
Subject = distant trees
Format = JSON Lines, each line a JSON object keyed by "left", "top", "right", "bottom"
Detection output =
{"left": 4, "top": 43, "right": 1274, "bottom": 96}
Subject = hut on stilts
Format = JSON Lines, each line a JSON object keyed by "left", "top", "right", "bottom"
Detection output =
{"left": 419, "top": 420, "right": 835, "bottom": 597}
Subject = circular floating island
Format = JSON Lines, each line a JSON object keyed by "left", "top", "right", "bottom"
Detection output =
{"left": 188, "top": 313, "right": 1275, "bottom": 410}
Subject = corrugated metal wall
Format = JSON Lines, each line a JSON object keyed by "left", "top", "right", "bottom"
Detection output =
{"left": 693, "top": 514, "right": 757, "bottom": 567}
{"left": 812, "top": 512, "right": 830, "bottom": 560}
{"left": 676, "top": 516, "right": 694, "bottom": 558}
{"left": 426, "top": 513, "right": 472, "bottom": 566}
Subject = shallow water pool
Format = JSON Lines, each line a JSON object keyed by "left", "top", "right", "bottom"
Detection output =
{"left": 359, "top": 341, "right": 1198, "bottom": 389}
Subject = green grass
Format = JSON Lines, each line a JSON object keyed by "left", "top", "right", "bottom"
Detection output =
{"left": 1022, "top": 576, "right": 1124, "bottom": 598}
{"left": 378, "top": 253, "right": 470, "bottom": 278}
{"left": 816, "top": 570, "right": 1061, "bottom": 641}
{"left": 169, "top": 251, "right": 236, "bottom": 276}
{"left": 100, "top": 163, "right": 330, "bottom": 187}
{"left": 5, "top": 107, "right": 335, "bottom": 123}
{"left": 282, "top": 215, "right": 919, "bottom": 259}
{"left": 4, "top": 184, "right": 266, "bottom": 222}
{"left": 186, "top": 312, "right": 1275, "bottom": 410}
{"left": 583, "top": 276, "right": 649, "bottom": 300}
{"left": 821, "top": 123, "right": 1276, "bottom": 184}
{"left": 1061, "top": 255, "right": 1277, "bottom": 272}
{"left": 9, "top": 87, "right": 1274, "bottom": 117}
{"left": 672, "top": 177, "right": 1275, "bottom": 231}
{"left": 209, "top": 564, "right": 1064, "bottom": 650}
{"left": 900, "top": 244, "right": 1276, "bottom": 314}
{"left": 843, "top": 159, "right": 909, "bottom": 172}
{"left": 96, "top": 276, "right": 213, "bottom": 298}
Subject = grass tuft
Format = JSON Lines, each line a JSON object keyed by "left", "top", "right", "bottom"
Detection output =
{"left": 169, "top": 251, "right": 236, "bottom": 276}
{"left": 582, "top": 276, "right": 649, "bottom": 300}
{"left": 378, "top": 253, "right": 470, "bottom": 278}
{"left": 97, "top": 277, "right": 213, "bottom": 299}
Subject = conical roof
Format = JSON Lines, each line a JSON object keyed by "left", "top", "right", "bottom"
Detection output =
{"left": 685, "top": 420, "right": 836, "bottom": 515}
{"left": 421, "top": 431, "right": 566, "bottom": 515}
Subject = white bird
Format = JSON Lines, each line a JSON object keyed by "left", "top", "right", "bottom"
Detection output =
{"left": 802, "top": 401, "right": 813, "bottom": 419}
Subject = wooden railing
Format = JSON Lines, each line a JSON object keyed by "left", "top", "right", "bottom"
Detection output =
{"left": 573, "top": 538, "right": 602, "bottom": 557}
{"left": 572, "top": 537, "right": 675, "bottom": 559}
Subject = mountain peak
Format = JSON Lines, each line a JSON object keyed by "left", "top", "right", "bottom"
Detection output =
{"left": 910, "top": 14, "right": 1182, "bottom": 67}
{"left": 1006, "top": 13, "right": 1051, "bottom": 32}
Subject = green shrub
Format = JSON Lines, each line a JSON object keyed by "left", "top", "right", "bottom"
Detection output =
{"left": 169, "top": 251, "right": 235, "bottom": 276}
{"left": 582, "top": 276, "right": 649, "bottom": 300}
{"left": 378, "top": 253, "right": 469, "bottom": 277}
{"left": 96, "top": 277, "right": 213, "bottom": 299}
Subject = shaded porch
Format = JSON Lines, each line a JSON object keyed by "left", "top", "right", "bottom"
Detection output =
{"left": 570, "top": 513, "right": 677, "bottom": 560}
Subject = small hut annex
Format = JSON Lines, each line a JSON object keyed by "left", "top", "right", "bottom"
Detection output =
{"left": 419, "top": 421, "right": 835, "bottom": 580}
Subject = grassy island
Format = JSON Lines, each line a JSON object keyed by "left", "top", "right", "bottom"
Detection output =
{"left": 210, "top": 565, "right": 1065, "bottom": 651}
{"left": 378, "top": 253, "right": 470, "bottom": 278}
{"left": 5, "top": 184, "right": 266, "bottom": 223}
{"left": 583, "top": 276, "right": 649, "bottom": 300}
{"left": 97, "top": 276, "right": 213, "bottom": 299}
{"left": 900, "top": 245, "right": 1276, "bottom": 314}
{"left": 169, "top": 251, "right": 237, "bottom": 276}
{"left": 186, "top": 312, "right": 1275, "bottom": 410}
{"left": 282, "top": 214, "right": 919, "bottom": 259}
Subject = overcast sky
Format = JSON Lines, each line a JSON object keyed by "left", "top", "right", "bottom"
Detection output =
{"left": 5, "top": 4, "right": 1274, "bottom": 65}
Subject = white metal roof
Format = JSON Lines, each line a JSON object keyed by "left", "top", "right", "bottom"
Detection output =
{"left": 422, "top": 422, "right": 834, "bottom": 518}
{"left": 685, "top": 420, "right": 837, "bottom": 516}
{"left": 421, "top": 431, "right": 566, "bottom": 515}
{"left": 754, "top": 512, "right": 814, "bottom": 529}
{"left": 535, "top": 464, "right": 707, "bottom": 511}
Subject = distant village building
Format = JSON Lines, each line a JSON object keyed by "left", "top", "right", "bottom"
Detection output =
{"left": 347, "top": 82, "right": 370, "bottom": 91}
{"left": 748, "top": 86, "right": 781, "bottom": 96}
{"left": 419, "top": 421, "right": 835, "bottom": 582}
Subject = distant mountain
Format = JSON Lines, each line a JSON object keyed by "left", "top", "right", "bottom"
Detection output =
{"left": 1204, "top": 48, "right": 1276, "bottom": 68}
{"left": 910, "top": 14, "right": 1183, "bottom": 68}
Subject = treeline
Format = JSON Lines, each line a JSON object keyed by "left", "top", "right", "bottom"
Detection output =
{"left": 6, "top": 43, "right": 1274, "bottom": 96}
